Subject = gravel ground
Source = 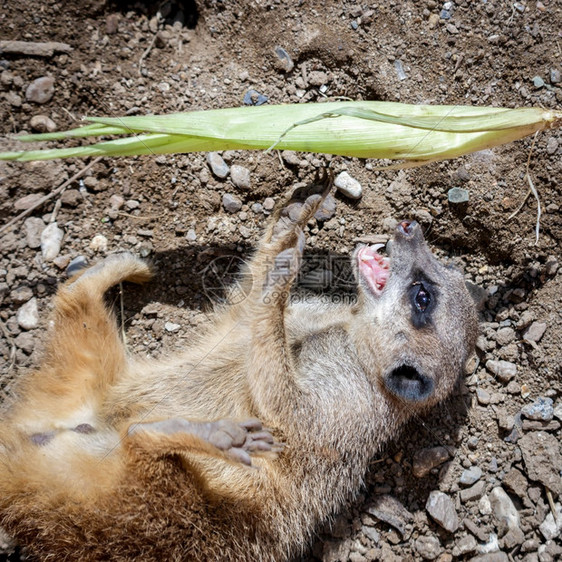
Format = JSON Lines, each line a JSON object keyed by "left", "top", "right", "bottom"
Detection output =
{"left": 0, "top": 1, "right": 561, "bottom": 560}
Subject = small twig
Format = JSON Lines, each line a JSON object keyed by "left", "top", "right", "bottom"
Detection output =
{"left": 506, "top": 131, "right": 541, "bottom": 243}
{"left": 0, "top": 157, "right": 102, "bottom": 234}
{"left": 139, "top": 31, "right": 159, "bottom": 76}
{"left": 50, "top": 196, "right": 63, "bottom": 224}
{"left": 545, "top": 487, "right": 558, "bottom": 520}
{"left": 0, "top": 319, "right": 17, "bottom": 374}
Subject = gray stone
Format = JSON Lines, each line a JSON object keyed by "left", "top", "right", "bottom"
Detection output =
{"left": 460, "top": 480, "right": 486, "bottom": 502}
{"left": 460, "top": 466, "right": 483, "bottom": 486}
{"left": 25, "top": 76, "right": 55, "bottom": 104}
{"left": 263, "top": 197, "right": 275, "bottom": 212}
{"left": 546, "top": 137, "right": 559, "bottom": 155}
{"left": 186, "top": 229, "right": 197, "bottom": 242}
{"left": 14, "top": 332, "right": 35, "bottom": 353}
{"left": 452, "top": 535, "right": 477, "bottom": 556}
{"left": 222, "top": 193, "right": 242, "bottom": 213}
{"left": 414, "top": 535, "right": 442, "bottom": 560}
{"left": 206, "top": 152, "right": 230, "bottom": 179}
{"left": 29, "top": 114, "right": 57, "bottom": 133}
{"left": 362, "top": 526, "right": 380, "bottom": 544}
{"left": 40, "top": 222, "right": 63, "bottom": 261}
{"left": 164, "top": 322, "right": 180, "bottom": 333}
{"left": 334, "top": 171, "right": 362, "bottom": 199}
{"left": 519, "top": 432, "right": 562, "bottom": 495}
{"left": 448, "top": 187, "right": 469, "bottom": 203}
{"left": 502, "top": 527, "right": 525, "bottom": 549}
{"left": 495, "top": 327, "right": 515, "bottom": 346}
{"left": 523, "top": 321, "right": 546, "bottom": 343}
{"left": 17, "top": 297, "right": 39, "bottom": 330}
{"left": 24, "top": 216, "right": 45, "bottom": 249}
{"left": 425, "top": 491, "right": 459, "bottom": 532}
{"left": 10, "top": 286, "right": 33, "bottom": 304}
{"left": 539, "top": 503, "right": 562, "bottom": 540}
{"left": 60, "top": 189, "right": 81, "bottom": 207}
{"left": 502, "top": 467, "right": 528, "bottom": 498}
{"left": 412, "top": 446, "right": 450, "bottom": 478}
{"left": 490, "top": 486, "right": 519, "bottom": 536}
{"left": 521, "top": 397, "right": 554, "bottom": 421}
{"left": 550, "top": 68, "right": 561, "bottom": 83}
{"left": 230, "top": 164, "right": 251, "bottom": 190}
{"left": 476, "top": 388, "right": 491, "bottom": 405}
{"left": 365, "top": 494, "right": 413, "bottom": 537}
{"left": 274, "top": 46, "right": 294, "bottom": 72}
{"left": 14, "top": 193, "right": 44, "bottom": 211}
{"left": 486, "top": 360, "right": 517, "bottom": 383}
{"left": 479, "top": 495, "right": 492, "bottom": 515}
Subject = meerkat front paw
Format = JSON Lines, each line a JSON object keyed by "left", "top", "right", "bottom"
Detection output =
{"left": 128, "top": 417, "right": 282, "bottom": 467}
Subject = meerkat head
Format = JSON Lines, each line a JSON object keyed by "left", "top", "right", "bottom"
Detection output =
{"left": 350, "top": 220, "right": 478, "bottom": 412}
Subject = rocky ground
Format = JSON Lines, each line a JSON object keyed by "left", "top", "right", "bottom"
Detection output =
{"left": 0, "top": 0, "right": 561, "bottom": 560}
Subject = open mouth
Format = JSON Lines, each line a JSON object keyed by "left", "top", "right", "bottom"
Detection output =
{"left": 357, "top": 244, "right": 390, "bottom": 296}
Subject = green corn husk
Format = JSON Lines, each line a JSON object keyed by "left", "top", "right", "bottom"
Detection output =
{"left": 0, "top": 101, "right": 560, "bottom": 164}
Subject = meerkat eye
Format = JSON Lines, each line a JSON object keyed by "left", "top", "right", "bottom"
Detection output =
{"left": 414, "top": 284, "right": 431, "bottom": 312}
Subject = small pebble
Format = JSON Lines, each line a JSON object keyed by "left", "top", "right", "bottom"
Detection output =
{"left": 186, "top": 229, "right": 197, "bottom": 242}
{"left": 523, "top": 321, "right": 546, "bottom": 343}
{"left": 29, "top": 114, "right": 57, "bottom": 133}
{"left": 486, "top": 360, "right": 516, "bottom": 383}
{"left": 490, "top": 486, "right": 519, "bottom": 535}
{"left": 334, "top": 171, "right": 362, "bottom": 199}
{"left": 25, "top": 76, "right": 55, "bottom": 104}
{"left": 222, "top": 193, "right": 242, "bottom": 213}
{"left": 24, "top": 217, "right": 45, "bottom": 248}
{"left": 532, "top": 76, "right": 544, "bottom": 88}
{"left": 476, "top": 388, "right": 491, "bottom": 405}
{"left": 546, "top": 138, "right": 559, "bottom": 155}
{"left": 263, "top": 197, "right": 275, "bottom": 212}
{"left": 90, "top": 234, "right": 108, "bottom": 253}
{"left": 414, "top": 535, "right": 441, "bottom": 560}
{"left": 394, "top": 60, "right": 407, "bottom": 81}
{"left": 539, "top": 503, "right": 562, "bottom": 541}
{"left": 459, "top": 480, "right": 486, "bottom": 502}
{"left": 206, "top": 152, "right": 230, "bottom": 179}
{"left": 243, "top": 89, "right": 268, "bottom": 106}
{"left": 425, "top": 491, "right": 459, "bottom": 532}
{"left": 550, "top": 68, "right": 561, "bottom": 84}
{"left": 17, "top": 297, "right": 39, "bottom": 330}
{"left": 40, "top": 222, "right": 63, "bottom": 261}
{"left": 109, "top": 194, "right": 125, "bottom": 210}
{"left": 459, "top": 466, "right": 482, "bottom": 486}
{"left": 14, "top": 193, "right": 44, "bottom": 211}
{"left": 447, "top": 187, "right": 469, "bottom": 204}
{"left": 230, "top": 165, "right": 251, "bottom": 190}
{"left": 274, "top": 46, "right": 294, "bottom": 72}
{"left": 412, "top": 446, "right": 450, "bottom": 478}
{"left": 521, "top": 397, "right": 554, "bottom": 421}
{"left": 164, "top": 322, "right": 180, "bottom": 333}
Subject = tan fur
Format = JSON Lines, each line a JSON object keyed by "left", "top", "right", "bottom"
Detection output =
{"left": 0, "top": 182, "right": 478, "bottom": 561}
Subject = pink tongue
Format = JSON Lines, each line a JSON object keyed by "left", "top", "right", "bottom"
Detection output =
{"left": 358, "top": 245, "right": 390, "bottom": 295}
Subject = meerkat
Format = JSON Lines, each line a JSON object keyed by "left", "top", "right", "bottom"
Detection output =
{"left": 0, "top": 176, "right": 478, "bottom": 561}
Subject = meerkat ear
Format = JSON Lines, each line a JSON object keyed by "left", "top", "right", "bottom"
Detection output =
{"left": 465, "top": 281, "right": 487, "bottom": 311}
